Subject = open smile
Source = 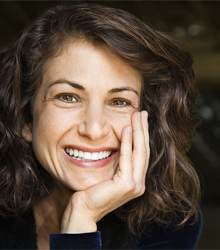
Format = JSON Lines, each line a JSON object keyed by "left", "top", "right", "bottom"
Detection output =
{"left": 65, "top": 148, "right": 113, "bottom": 161}
{"left": 64, "top": 145, "right": 118, "bottom": 168}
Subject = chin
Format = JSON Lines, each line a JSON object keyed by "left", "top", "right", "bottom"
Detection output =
{"left": 64, "top": 173, "right": 115, "bottom": 192}
{"left": 52, "top": 158, "right": 118, "bottom": 192}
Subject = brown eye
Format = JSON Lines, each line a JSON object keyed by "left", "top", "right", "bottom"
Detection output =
{"left": 111, "top": 99, "right": 131, "bottom": 107}
{"left": 58, "top": 94, "right": 77, "bottom": 102}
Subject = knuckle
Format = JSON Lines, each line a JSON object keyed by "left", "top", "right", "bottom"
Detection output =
{"left": 143, "top": 148, "right": 150, "bottom": 158}
{"left": 139, "top": 186, "right": 146, "bottom": 196}
{"left": 134, "top": 184, "right": 146, "bottom": 197}
{"left": 143, "top": 147, "right": 148, "bottom": 155}
{"left": 123, "top": 181, "right": 135, "bottom": 193}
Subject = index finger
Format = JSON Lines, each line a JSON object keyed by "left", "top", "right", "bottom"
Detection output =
{"left": 132, "top": 111, "right": 149, "bottom": 189}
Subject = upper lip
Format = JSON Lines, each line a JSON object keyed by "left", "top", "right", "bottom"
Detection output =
{"left": 64, "top": 145, "right": 118, "bottom": 152}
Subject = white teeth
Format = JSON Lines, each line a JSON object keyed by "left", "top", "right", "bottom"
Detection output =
{"left": 79, "top": 150, "right": 83, "bottom": 158}
{"left": 69, "top": 148, "right": 74, "bottom": 156}
{"left": 84, "top": 152, "right": 92, "bottom": 160}
{"left": 92, "top": 152, "right": 99, "bottom": 160}
{"left": 65, "top": 148, "right": 112, "bottom": 161}
{"left": 73, "top": 149, "right": 79, "bottom": 157}
{"left": 104, "top": 151, "right": 107, "bottom": 158}
{"left": 98, "top": 151, "right": 103, "bottom": 159}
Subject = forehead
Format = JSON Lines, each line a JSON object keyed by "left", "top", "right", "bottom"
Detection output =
{"left": 41, "top": 41, "right": 142, "bottom": 92}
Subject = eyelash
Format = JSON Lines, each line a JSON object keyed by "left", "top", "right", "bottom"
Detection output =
{"left": 54, "top": 94, "right": 132, "bottom": 107}
{"left": 110, "top": 99, "right": 132, "bottom": 107}
{"left": 54, "top": 93, "right": 78, "bottom": 103}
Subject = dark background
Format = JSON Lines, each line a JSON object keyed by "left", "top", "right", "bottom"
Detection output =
{"left": 0, "top": 1, "right": 219, "bottom": 249}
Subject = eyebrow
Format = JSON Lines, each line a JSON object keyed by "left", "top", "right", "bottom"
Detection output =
{"left": 108, "top": 87, "right": 139, "bottom": 96}
{"left": 48, "top": 80, "right": 139, "bottom": 96}
{"left": 48, "top": 80, "right": 85, "bottom": 91}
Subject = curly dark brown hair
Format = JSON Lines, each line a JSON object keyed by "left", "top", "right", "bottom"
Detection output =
{"left": 0, "top": 3, "right": 200, "bottom": 234}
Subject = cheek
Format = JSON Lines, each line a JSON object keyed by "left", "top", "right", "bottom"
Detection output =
{"left": 31, "top": 107, "right": 69, "bottom": 159}
{"left": 33, "top": 113, "right": 61, "bottom": 142}
{"left": 108, "top": 112, "right": 132, "bottom": 140}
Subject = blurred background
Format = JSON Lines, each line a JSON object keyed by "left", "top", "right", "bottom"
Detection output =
{"left": 0, "top": 1, "right": 219, "bottom": 249}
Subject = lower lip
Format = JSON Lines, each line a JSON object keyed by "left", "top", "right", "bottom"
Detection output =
{"left": 64, "top": 150, "right": 118, "bottom": 168}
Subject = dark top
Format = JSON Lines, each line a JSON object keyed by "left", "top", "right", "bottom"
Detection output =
{"left": 0, "top": 207, "right": 203, "bottom": 249}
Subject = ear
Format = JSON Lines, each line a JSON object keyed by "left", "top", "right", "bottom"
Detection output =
{"left": 22, "top": 123, "right": 32, "bottom": 142}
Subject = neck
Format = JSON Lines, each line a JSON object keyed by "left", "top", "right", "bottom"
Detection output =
{"left": 33, "top": 183, "right": 73, "bottom": 249}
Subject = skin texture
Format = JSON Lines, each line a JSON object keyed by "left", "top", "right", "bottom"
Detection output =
{"left": 23, "top": 41, "right": 149, "bottom": 249}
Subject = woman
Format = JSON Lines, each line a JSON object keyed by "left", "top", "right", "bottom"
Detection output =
{"left": 0, "top": 3, "right": 202, "bottom": 249}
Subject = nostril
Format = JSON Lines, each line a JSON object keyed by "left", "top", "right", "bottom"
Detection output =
{"left": 77, "top": 118, "right": 109, "bottom": 140}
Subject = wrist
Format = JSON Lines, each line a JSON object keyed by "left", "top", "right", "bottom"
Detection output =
{"left": 61, "top": 199, "right": 98, "bottom": 233}
{"left": 61, "top": 218, "right": 97, "bottom": 234}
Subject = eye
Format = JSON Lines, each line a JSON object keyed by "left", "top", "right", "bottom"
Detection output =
{"left": 110, "top": 99, "right": 131, "bottom": 107}
{"left": 55, "top": 94, "right": 78, "bottom": 103}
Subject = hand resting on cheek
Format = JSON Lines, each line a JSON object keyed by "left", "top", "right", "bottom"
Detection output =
{"left": 61, "top": 111, "right": 149, "bottom": 234}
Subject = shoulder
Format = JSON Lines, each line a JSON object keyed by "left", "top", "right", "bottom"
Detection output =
{"left": 138, "top": 206, "right": 203, "bottom": 249}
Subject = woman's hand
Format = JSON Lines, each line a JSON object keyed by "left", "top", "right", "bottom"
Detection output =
{"left": 61, "top": 111, "right": 149, "bottom": 233}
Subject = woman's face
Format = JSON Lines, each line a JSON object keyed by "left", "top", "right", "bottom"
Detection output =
{"left": 26, "top": 41, "right": 141, "bottom": 192}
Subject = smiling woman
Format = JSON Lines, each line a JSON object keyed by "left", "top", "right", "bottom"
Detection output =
{"left": 24, "top": 42, "right": 141, "bottom": 192}
{"left": 0, "top": 3, "right": 202, "bottom": 250}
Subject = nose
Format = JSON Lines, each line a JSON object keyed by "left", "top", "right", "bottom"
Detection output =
{"left": 78, "top": 105, "right": 109, "bottom": 141}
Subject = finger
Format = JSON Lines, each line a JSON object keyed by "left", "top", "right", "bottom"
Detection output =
{"left": 140, "top": 111, "right": 150, "bottom": 184}
{"left": 131, "top": 111, "right": 148, "bottom": 193}
{"left": 118, "top": 126, "right": 133, "bottom": 180}
{"left": 132, "top": 112, "right": 146, "bottom": 171}
{"left": 141, "top": 111, "right": 150, "bottom": 169}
